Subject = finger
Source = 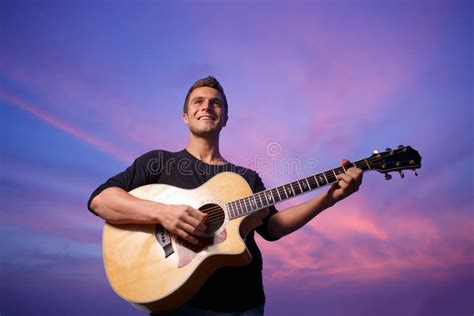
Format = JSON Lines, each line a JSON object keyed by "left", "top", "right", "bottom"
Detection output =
{"left": 346, "top": 168, "right": 363, "bottom": 187}
{"left": 336, "top": 173, "right": 354, "bottom": 192}
{"left": 338, "top": 179, "right": 349, "bottom": 190}
{"left": 188, "top": 207, "right": 208, "bottom": 222}
{"left": 175, "top": 228, "right": 199, "bottom": 244}
{"left": 180, "top": 221, "right": 206, "bottom": 237}
{"left": 341, "top": 159, "right": 352, "bottom": 168}
{"left": 336, "top": 173, "right": 353, "bottom": 184}
{"left": 345, "top": 168, "right": 360, "bottom": 180}
{"left": 184, "top": 216, "right": 207, "bottom": 233}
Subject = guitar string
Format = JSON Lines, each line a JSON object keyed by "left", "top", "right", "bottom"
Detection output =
{"left": 199, "top": 162, "right": 366, "bottom": 218}
{"left": 196, "top": 157, "right": 417, "bottom": 227}
{"left": 205, "top": 214, "right": 225, "bottom": 221}
{"left": 200, "top": 158, "right": 415, "bottom": 221}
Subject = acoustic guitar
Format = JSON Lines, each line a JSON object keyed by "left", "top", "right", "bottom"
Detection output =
{"left": 102, "top": 145, "right": 421, "bottom": 313}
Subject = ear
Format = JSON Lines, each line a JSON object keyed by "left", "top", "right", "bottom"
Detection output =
{"left": 221, "top": 115, "right": 228, "bottom": 127}
{"left": 183, "top": 112, "right": 189, "bottom": 125}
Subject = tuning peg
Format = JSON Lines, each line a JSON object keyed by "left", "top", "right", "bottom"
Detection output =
{"left": 384, "top": 173, "right": 392, "bottom": 180}
{"left": 385, "top": 147, "right": 392, "bottom": 152}
{"left": 399, "top": 170, "right": 405, "bottom": 178}
{"left": 413, "top": 169, "right": 418, "bottom": 176}
{"left": 398, "top": 145, "right": 404, "bottom": 149}
{"left": 373, "top": 149, "right": 379, "bottom": 154}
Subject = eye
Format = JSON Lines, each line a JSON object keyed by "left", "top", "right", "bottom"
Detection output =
{"left": 212, "top": 99, "right": 223, "bottom": 106}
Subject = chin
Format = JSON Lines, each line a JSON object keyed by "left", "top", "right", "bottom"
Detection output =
{"left": 190, "top": 127, "right": 222, "bottom": 137}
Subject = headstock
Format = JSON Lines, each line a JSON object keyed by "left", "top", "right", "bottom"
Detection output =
{"left": 368, "top": 145, "right": 422, "bottom": 179}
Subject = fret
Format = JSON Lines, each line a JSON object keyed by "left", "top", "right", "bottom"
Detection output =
{"left": 243, "top": 197, "right": 251, "bottom": 213}
{"left": 229, "top": 202, "right": 235, "bottom": 218}
{"left": 280, "top": 185, "right": 290, "bottom": 199}
{"left": 261, "top": 191, "right": 267, "bottom": 205}
{"left": 284, "top": 184, "right": 294, "bottom": 197}
{"left": 278, "top": 186, "right": 286, "bottom": 199}
{"left": 264, "top": 191, "right": 272, "bottom": 206}
{"left": 297, "top": 179, "right": 304, "bottom": 192}
{"left": 233, "top": 202, "right": 238, "bottom": 217}
{"left": 300, "top": 178, "right": 308, "bottom": 191}
{"left": 305, "top": 177, "right": 312, "bottom": 190}
{"left": 292, "top": 181, "right": 301, "bottom": 194}
{"left": 250, "top": 196, "right": 258, "bottom": 210}
{"left": 275, "top": 187, "right": 283, "bottom": 201}
{"left": 364, "top": 159, "right": 371, "bottom": 170}
{"left": 255, "top": 192, "right": 263, "bottom": 208}
{"left": 315, "top": 174, "right": 326, "bottom": 186}
{"left": 260, "top": 192, "right": 267, "bottom": 206}
{"left": 230, "top": 202, "right": 236, "bottom": 217}
{"left": 356, "top": 160, "right": 366, "bottom": 170}
{"left": 265, "top": 190, "right": 274, "bottom": 204}
{"left": 324, "top": 170, "right": 336, "bottom": 184}
{"left": 239, "top": 199, "right": 247, "bottom": 215}
{"left": 310, "top": 176, "right": 319, "bottom": 188}
{"left": 233, "top": 201, "right": 238, "bottom": 216}
{"left": 322, "top": 172, "right": 329, "bottom": 184}
{"left": 329, "top": 170, "right": 338, "bottom": 183}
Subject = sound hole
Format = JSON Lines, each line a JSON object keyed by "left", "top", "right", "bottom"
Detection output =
{"left": 200, "top": 203, "right": 225, "bottom": 236}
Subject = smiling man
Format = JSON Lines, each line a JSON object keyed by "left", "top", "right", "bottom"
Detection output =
{"left": 88, "top": 76, "right": 363, "bottom": 315}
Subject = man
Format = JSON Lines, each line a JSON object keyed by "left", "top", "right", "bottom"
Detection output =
{"left": 88, "top": 76, "right": 363, "bottom": 315}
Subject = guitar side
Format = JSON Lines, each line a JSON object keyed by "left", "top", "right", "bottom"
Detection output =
{"left": 102, "top": 172, "right": 269, "bottom": 313}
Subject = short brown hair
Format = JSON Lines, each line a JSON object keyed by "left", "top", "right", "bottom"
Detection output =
{"left": 183, "top": 76, "right": 228, "bottom": 116}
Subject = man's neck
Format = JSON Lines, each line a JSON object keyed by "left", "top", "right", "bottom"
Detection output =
{"left": 186, "top": 134, "right": 227, "bottom": 165}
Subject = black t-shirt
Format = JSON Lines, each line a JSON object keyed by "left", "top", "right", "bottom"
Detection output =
{"left": 87, "top": 149, "right": 278, "bottom": 312}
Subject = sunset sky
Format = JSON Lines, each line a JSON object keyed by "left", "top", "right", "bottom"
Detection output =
{"left": 1, "top": 1, "right": 473, "bottom": 315}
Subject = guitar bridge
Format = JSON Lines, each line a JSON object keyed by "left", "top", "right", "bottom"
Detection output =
{"left": 155, "top": 225, "right": 174, "bottom": 258}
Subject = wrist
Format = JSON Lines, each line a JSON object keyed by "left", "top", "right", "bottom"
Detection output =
{"left": 323, "top": 191, "right": 337, "bottom": 209}
{"left": 146, "top": 200, "right": 166, "bottom": 224}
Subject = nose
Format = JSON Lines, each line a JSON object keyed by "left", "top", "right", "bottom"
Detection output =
{"left": 199, "top": 99, "right": 213, "bottom": 111}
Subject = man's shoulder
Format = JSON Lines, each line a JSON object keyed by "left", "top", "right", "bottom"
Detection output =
{"left": 227, "top": 162, "right": 256, "bottom": 174}
{"left": 136, "top": 149, "right": 186, "bottom": 161}
{"left": 224, "top": 162, "right": 259, "bottom": 183}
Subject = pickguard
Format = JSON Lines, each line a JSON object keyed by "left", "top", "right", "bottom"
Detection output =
{"left": 175, "top": 229, "right": 227, "bottom": 267}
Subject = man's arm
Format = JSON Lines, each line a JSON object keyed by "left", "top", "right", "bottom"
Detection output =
{"left": 266, "top": 160, "right": 363, "bottom": 240}
{"left": 90, "top": 187, "right": 208, "bottom": 244}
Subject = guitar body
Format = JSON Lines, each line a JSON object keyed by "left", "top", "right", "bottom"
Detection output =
{"left": 102, "top": 172, "right": 269, "bottom": 313}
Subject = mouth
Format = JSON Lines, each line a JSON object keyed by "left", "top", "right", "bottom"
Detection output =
{"left": 198, "top": 116, "right": 216, "bottom": 121}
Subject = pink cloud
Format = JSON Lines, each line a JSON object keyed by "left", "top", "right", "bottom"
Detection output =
{"left": 257, "top": 193, "right": 473, "bottom": 289}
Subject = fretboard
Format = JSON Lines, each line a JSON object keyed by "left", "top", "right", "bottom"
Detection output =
{"left": 225, "top": 159, "right": 371, "bottom": 219}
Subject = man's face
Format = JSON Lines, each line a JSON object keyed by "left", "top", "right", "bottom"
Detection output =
{"left": 183, "top": 86, "right": 228, "bottom": 137}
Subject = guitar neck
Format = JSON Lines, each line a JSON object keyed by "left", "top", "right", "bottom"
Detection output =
{"left": 226, "top": 158, "right": 371, "bottom": 220}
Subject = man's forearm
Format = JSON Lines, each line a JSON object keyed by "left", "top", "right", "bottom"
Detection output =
{"left": 266, "top": 192, "right": 335, "bottom": 240}
{"left": 266, "top": 164, "right": 363, "bottom": 239}
{"left": 90, "top": 187, "right": 163, "bottom": 224}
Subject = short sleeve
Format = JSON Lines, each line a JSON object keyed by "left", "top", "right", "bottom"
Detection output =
{"left": 253, "top": 173, "right": 279, "bottom": 241}
{"left": 87, "top": 150, "right": 162, "bottom": 215}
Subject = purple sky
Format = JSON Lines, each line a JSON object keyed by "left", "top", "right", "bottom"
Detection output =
{"left": 1, "top": 1, "right": 473, "bottom": 315}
